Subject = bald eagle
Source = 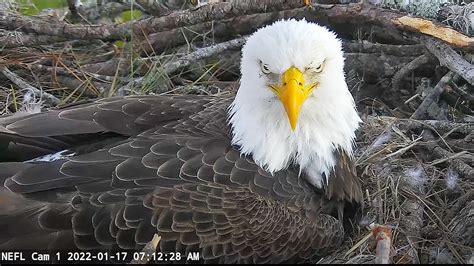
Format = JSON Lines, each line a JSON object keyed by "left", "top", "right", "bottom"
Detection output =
{"left": 0, "top": 19, "right": 363, "bottom": 263}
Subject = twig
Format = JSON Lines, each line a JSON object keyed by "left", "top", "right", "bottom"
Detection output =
{"left": 382, "top": 136, "right": 422, "bottom": 160}
{"left": 28, "top": 64, "right": 128, "bottom": 83}
{"left": 444, "top": 190, "right": 474, "bottom": 222}
{"left": 449, "top": 80, "right": 474, "bottom": 103}
{"left": 429, "top": 151, "right": 468, "bottom": 166}
{"left": 159, "top": 36, "right": 247, "bottom": 74}
{"left": 387, "top": 118, "right": 473, "bottom": 136}
{"left": 411, "top": 72, "right": 454, "bottom": 120}
{"left": 344, "top": 231, "right": 373, "bottom": 257}
{"left": 441, "top": 88, "right": 473, "bottom": 115}
{"left": 0, "top": 67, "right": 60, "bottom": 106}
{"left": 422, "top": 130, "right": 473, "bottom": 180}
{"left": 421, "top": 37, "right": 474, "bottom": 86}
{"left": 392, "top": 54, "right": 432, "bottom": 92}
{"left": 404, "top": 93, "right": 421, "bottom": 104}
{"left": 116, "top": 36, "right": 246, "bottom": 96}
{"left": 82, "top": 57, "right": 130, "bottom": 77}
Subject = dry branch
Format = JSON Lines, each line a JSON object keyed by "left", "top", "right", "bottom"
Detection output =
{"left": 0, "top": 30, "right": 66, "bottom": 48}
{"left": 345, "top": 53, "right": 417, "bottom": 83}
{"left": 140, "top": 11, "right": 279, "bottom": 55}
{"left": 366, "top": 116, "right": 474, "bottom": 138}
{"left": 447, "top": 200, "right": 474, "bottom": 247}
{"left": 342, "top": 41, "right": 425, "bottom": 57}
{"left": 0, "top": 0, "right": 307, "bottom": 41}
{"left": 422, "top": 130, "right": 474, "bottom": 180}
{"left": 445, "top": 190, "right": 474, "bottom": 226}
{"left": 305, "top": 2, "right": 474, "bottom": 51}
{"left": 157, "top": 37, "right": 247, "bottom": 74}
{"left": 43, "top": 75, "right": 108, "bottom": 97}
{"left": 441, "top": 91, "right": 473, "bottom": 116}
{"left": 1, "top": 1, "right": 472, "bottom": 54}
{"left": 397, "top": 119, "right": 473, "bottom": 136}
{"left": 392, "top": 16, "right": 474, "bottom": 51}
{"left": 140, "top": 2, "right": 473, "bottom": 54}
{"left": 133, "top": 0, "right": 179, "bottom": 16}
{"left": 0, "top": 67, "right": 60, "bottom": 107}
{"left": 82, "top": 57, "right": 130, "bottom": 76}
{"left": 115, "top": 37, "right": 246, "bottom": 96}
{"left": 411, "top": 72, "right": 453, "bottom": 120}
{"left": 421, "top": 37, "right": 474, "bottom": 86}
{"left": 81, "top": 45, "right": 418, "bottom": 92}
{"left": 392, "top": 54, "right": 432, "bottom": 92}
{"left": 449, "top": 76, "right": 474, "bottom": 103}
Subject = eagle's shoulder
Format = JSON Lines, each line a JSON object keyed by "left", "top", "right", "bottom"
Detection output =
{"left": 324, "top": 149, "right": 363, "bottom": 205}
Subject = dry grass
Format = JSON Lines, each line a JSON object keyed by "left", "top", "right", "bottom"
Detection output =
{"left": 319, "top": 116, "right": 473, "bottom": 264}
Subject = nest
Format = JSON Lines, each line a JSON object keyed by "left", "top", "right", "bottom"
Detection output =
{"left": 0, "top": 0, "right": 472, "bottom": 263}
{"left": 320, "top": 116, "right": 473, "bottom": 263}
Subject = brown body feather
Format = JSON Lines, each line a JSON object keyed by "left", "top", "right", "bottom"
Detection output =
{"left": 0, "top": 94, "right": 362, "bottom": 263}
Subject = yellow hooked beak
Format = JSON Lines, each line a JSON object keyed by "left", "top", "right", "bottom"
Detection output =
{"left": 270, "top": 66, "right": 317, "bottom": 131}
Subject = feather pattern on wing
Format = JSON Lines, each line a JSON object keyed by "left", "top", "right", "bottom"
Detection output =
{"left": 0, "top": 94, "right": 362, "bottom": 263}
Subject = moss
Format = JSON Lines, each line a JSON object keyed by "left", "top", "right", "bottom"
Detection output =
{"left": 377, "top": 0, "right": 452, "bottom": 18}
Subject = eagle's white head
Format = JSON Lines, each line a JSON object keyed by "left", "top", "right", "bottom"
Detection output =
{"left": 228, "top": 19, "right": 361, "bottom": 187}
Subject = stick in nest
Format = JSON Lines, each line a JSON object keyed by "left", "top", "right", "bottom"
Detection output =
{"left": 0, "top": 67, "right": 60, "bottom": 107}
{"left": 411, "top": 72, "right": 454, "bottom": 120}
{"left": 422, "top": 130, "right": 473, "bottom": 180}
{"left": 421, "top": 37, "right": 474, "bottom": 86}
{"left": 116, "top": 37, "right": 247, "bottom": 96}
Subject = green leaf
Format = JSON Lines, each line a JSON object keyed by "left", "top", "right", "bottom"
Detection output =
{"left": 114, "top": 40, "right": 126, "bottom": 48}
{"left": 116, "top": 10, "right": 143, "bottom": 23}
{"left": 17, "top": 0, "right": 67, "bottom": 16}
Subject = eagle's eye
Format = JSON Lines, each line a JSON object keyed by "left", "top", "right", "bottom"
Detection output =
{"left": 314, "top": 62, "right": 324, "bottom": 73}
{"left": 304, "top": 61, "right": 325, "bottom": 74}
{"left": 260, "top": 61, "right": 271, "bottom": 74}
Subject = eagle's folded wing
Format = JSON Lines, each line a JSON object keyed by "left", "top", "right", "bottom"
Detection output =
{"left": 0, "top": 94, "right": 355, "bottom": 263}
